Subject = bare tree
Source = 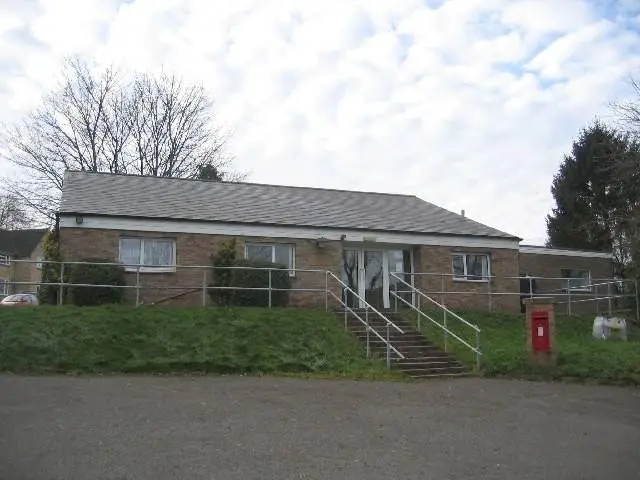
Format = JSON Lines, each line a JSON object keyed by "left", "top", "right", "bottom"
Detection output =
{"left": 611, "top": 80, "right": 640, "bottom": 280}
{"left": 612, "top": 77, "right": 640, "bottom": 136}
{"left": 1, "top": 57, "right": 237, "bottom": 221}
{"left": 129, "top": 73, "right": 229, "bottom": 178}
{"left": 0, "top": 194, "right": 30, "bottom": 230}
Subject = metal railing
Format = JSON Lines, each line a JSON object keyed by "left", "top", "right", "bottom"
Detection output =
{"left": 406, "top": 272, "right": 639, "bottom": 319}
{"left": 6, "top": 260, "right": 638, "bottom": 321}
{"left": 325, "top": 272, "right": 405, "bottom": 368}
{"left": 390, "top": 272, "right": 482, "bottom": 370}
{"left": 6, "top": 259, "right": 329, "bottom": 308}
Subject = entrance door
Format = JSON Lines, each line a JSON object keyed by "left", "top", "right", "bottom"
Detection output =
{"left": 341, "top": 248, "right": 411, "bottom": 310}
{"left": 340, "top": 249, "right": 359, "bottom": 308}
{"left": 363, "top": 250, "right": 385, "bottom": 309}
{"left": 387, "top": 249, "right": 413, "bottom": 306}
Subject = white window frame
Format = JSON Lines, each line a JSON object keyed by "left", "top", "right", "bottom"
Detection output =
{"left": 119, "top": 237, "right": 176, "bottom": 273}
{"left": 561, "top": 268, "right": 591, "bottom": 292}
{"left": 0, "top": 253, "right": 10, "bottom": 266}
{"left": 0, "top": 279, "right": 8, "bottom": 296}
{"left": 452, "top": 253, "right": 491, "bottom": 282}
{"left": 244, "top": 243, "right": 296, "bottom": 277}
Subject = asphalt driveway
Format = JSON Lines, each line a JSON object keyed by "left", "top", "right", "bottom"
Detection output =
{"left": 1, "top": 375, "right": 639, "bottom": 480}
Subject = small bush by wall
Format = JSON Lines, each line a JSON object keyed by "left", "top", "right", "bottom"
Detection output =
{"left": 38, "top": 230, "right": 62, "bottom": 305}
{"left": 209, "top": 240, "right": 291, "bottom": 307}
{"left": 230, "top": 259, "right": 291, "bottom": 307}
{"left": 209, "top": 239, "right": 238, "bottom": 306}
{"left": 68, "top": 258, "right": 126, "bottom": 306}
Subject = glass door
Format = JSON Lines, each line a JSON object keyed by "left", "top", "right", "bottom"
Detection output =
{"left": 340, "top": 247, "right": 413, "bottom": 310}
{"left": 340, "top": 249, "right": 359, "bottom": 308}
{"left": 364, "top": 250, "right": 385, "bottom": 309}
{"left": 388, "top": 249, "right": 413, "bottom": 306}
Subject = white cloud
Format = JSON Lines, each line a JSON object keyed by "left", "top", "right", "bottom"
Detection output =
{"left": 0, "top": 0, "right": 639, "bottom": 244}
{"left": 501, "top": 0, "right": 595, "bottom": 35}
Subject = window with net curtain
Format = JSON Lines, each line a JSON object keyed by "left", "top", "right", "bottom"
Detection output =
{"left": 452, "top": 253, "right": 490, "bottom": 281}
{"left": 119, "top": 238, "right": 175, "bottom": 272}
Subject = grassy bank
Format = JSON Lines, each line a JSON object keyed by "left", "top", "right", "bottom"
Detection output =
{"left": 411, "top": 309, "right": 640, "bottom": 385}
{"left": 0, "top": 306, "right": 394, "bottom": 378}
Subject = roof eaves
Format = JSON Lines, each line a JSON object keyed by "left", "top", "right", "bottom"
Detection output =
{"left": 59, "top": 211, "right": 520, "bottom": 240}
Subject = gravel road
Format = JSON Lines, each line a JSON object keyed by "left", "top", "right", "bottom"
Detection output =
{"left": 1, "top": 375, "right": 639, "bottom": 480}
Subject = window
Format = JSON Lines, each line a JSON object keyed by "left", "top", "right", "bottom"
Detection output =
{"left": 119, "top": 238, "right": 176, "bottom": 272}
{"left": 0, "top": 279, "right": 8, "bottom": 296}
{"left": 245, "top": 243, "right": 295, "bottom": 276}
{"left": 0, "top": 254, "right": 9, "bottom": 266}
{"left": 452, "top": 254, "right": 490, "bottom": 281}
{"left": 561, "top": 268, "right": 591, "bottom": 291}
{"left": 36, "top": 256, "right": 44, "bottom": 270}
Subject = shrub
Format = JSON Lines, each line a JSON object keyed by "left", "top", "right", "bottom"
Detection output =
{"left": 230, "top": 259, "right": 291, "bottom": 307}
{"left": 208, "top": 241, "right": 292, "bottom": 307}
{"left": 39, "top": 230, "right": 62, "bottom": 305}
{"left": 209, "top": 239, "right": 238, "bottom": 306}
{"left": 68, "top": 258, "right": 126, "bottom": 306}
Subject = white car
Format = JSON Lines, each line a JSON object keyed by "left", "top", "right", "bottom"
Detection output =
{"left": 0, "top": 293, "right": 39, "bottom": 306}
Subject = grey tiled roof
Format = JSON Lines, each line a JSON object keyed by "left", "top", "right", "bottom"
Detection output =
{"left": 60, "top": 171, "right": 517, "bottom": 239}
{"left": 0, "top": 229, "right": 47, "bottom": 257}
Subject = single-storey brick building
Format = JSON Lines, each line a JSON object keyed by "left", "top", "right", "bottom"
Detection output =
{"left": 58, "top": 171, "right": 615, "bottom": 312}
{"left": 518, "top": 245, "right": 615, "bottom": 314}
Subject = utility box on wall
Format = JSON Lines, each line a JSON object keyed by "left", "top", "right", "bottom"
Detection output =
{"left": 524, "top": 297, "right": 557, "bottom": 367}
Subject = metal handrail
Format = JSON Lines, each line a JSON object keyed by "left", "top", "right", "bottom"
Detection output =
{"left": 392, "top": 291, "right": 481, "bottom": 355}
{"left": 9, "top": 258, "right": 326, "bottom": 270}
{"left": 390, "top": 273, "right": 482, "bottom": 369}
{"left": 8, "top": 260, "right": 329, "bottom": 308}
{"left": 404, "top": 271, "right": 628, "bottom": 283}
{"left": 326, "top": 272, "right": 406, "bottom": 368}
{"left": 392, "top": 275, "right": 479, "bottom": 332}
{"left": 327, "top": 290, "right": 405, "bottom": 362}
{"left": 326, "top": 272, "right": 404, "bottom": 334}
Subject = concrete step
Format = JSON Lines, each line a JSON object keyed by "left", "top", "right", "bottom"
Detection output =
{"left": 353, "top": 336, "right": 433, "bottom": 344}
{"left": 394, "top": 356, "right": 459, "bottom": 362}
{"left": 409, "top": 372, "right": 471, "bottom": 379}
{"left": 367, "top": 345, "right": 450, "bottom": 354}
{"left": 397, "top": 365, "right": 465, "bottom": 374}
{"left": 394, "top": 359, "right": 458, "bottom": 366}
{"left": 335, "top": 311, "right": 469, "bottom": 379}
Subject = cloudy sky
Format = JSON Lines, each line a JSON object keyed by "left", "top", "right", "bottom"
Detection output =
{"left": 1, "top": 0, "right": 639, "bottom": 243}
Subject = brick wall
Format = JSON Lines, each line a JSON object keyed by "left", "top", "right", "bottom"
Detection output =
{"left": 59, "top": 227, "right": 524, "bottom": 312}
{"left": 518, "top": 252, "right": 615, "bottom": 314}
{"left": 12, "top": 237, "right": 45, "bottom": 294}
{"left": 59, "top": 228, "right": 342, "bottom": 308}
{"left": 0, "top": 263, "right": 9, "bottom": 295}
{"left": 413, "top": 245, "right": 520, "bottom": 312}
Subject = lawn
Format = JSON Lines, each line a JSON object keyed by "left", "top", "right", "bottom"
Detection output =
{"left": 0, "top": 306, "right": 394, "bottom": 378}
{"left": 408, "top": 309, "right": 640, "bottom": 385}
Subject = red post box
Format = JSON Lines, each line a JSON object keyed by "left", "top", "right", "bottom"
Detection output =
{"left": 524, "top": 297, "right": 557, "bottom": 367}
{"left": 531, "top": 311, "right": 550, "bottom": 352}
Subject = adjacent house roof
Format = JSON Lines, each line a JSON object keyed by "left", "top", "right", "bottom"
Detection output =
{"left": 60, "top": 171, "right": 518, "bottom": 239}
{"left": 0, "top": 229, "right": 47, "bottom": 257}
{"left": 519, "top": 245, "right": 613, "bottom": 259}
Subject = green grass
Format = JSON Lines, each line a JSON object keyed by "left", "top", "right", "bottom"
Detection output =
{"left": 0, "top": 306, "right": 397, "bottom": 378}
{"left": 406, "top": 308, "right": 640, "bottom": 385}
